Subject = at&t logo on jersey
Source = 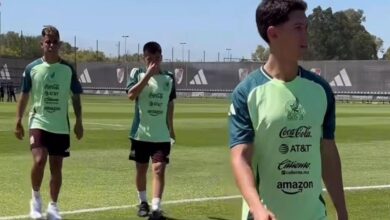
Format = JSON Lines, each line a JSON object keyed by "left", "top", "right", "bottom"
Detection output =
{"left": 279, "top": 144, "right": 311, "bottom": 154}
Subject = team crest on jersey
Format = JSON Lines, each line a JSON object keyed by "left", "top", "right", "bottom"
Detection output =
{"left": 285, "top": 97, "right": 305, "bottom": 121}
{"left": 163, "top": 81, "right": 170, "bottom": 91}
{"left": 46, "top": 72, "right": 56, "bottom": 82}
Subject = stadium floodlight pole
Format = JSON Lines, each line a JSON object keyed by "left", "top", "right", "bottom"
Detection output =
{"left": 74, "top": 36, "right": 77, "bottom": 72}
{"left": 226, "top": 48, "right": 231, "bottom": 62}
{"left": 122, "top": 35, "right": 129, "bottom": 62}
{"left": 117, "top": 41, "right": 120, "bottom": 61}
{"left": 180, "top": 42, "right": 186, "bottom": 62}
{"left": 137, "top": 43, "right": 140, "bottom": 62}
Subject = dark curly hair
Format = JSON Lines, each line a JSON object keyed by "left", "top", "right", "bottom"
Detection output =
{"left": 256, "top": 0, "right": 307, "bottom": 43}
{"left": 143, "top": 41, "right": 162, "bottom": 54}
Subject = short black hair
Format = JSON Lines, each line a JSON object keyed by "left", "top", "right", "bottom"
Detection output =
{"left": 143, "top": 41, "right": 162, "bottom": 54}
{"left": 41, "top": 25, "right": 60, "bottom": 39}
{"left": 256, "top": 0, "right": 307, "bottom": 43}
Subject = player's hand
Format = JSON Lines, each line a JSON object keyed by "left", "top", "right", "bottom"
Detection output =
{"left": 170, "top": 130, "right": 176, "bottom": 140}
{"left": 14, "top": 121, "right": 24, "bottom": 140}
{"left": 251, "top": 206, "right": 277, "bottom": 220}
{"left": 170, "top": 138, "right": 176, "bottom": 146}
{"left": 170, "top": 131, "right": 176, "bottom": 146}
{"left": 74, "top": 119, "right": 83, "bottom": 140}
{"left": 146, "top": 62, "right": 160, "bottom": 76}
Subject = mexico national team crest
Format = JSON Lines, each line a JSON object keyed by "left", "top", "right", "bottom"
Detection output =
{"left": 45, "top": 72, "right": 56, "bottom": 82}
{"left": 116, "top": 68, "right": 125, "bottom": 83}
{"left": 285, "top": 97, "right": 305, "bottom": 121}
{"left": 238, "top": 68, "right": 249, "bottom": 82}
{"left": 174, "top": 68, "right": 184, "bottom": 84}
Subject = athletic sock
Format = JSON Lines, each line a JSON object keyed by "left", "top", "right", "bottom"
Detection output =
{"left": 138, "top": 191, "right": 147, "bottom": 203}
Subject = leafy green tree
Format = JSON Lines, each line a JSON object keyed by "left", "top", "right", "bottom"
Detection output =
{"left": 383, "top": 47, "right": 390, "bottom": 60}
{"left": 305, "top": 7, "right": 380, "bottom": 60}
{"left": 251, "top": 45, "right": 270, "bottom": 61}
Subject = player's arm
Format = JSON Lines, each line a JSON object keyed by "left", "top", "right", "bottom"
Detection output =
{"left": 71, "top": 93, "right": 82, "bottom": 118}
{"left": 231, "top": 144, "right": 275, "bottom": 219}
{"left": 15, "top": 68, "right": 32, "bottom": 140}
{"left": 71, "top": 93, "right": 82, "bottom": 119}
{"left": 15, "top": 92, "right": 29, "bottom": 140}
{"left": 321, "top": 139, "right": 348, "bottom": 220}
{"left": 70, "top": 92, "right": 83, "bottom": 140}
{"left": 321, "top": 84, "right": 348, "bottom": 220}
{"left": 229, "top": 86, "right": 276, "bottom": 220}
{"left": 167, "top": 100, "right": 175, "bottom": 140}
{"left": 167, "top": 75, "right": 176, "bottom": 140}
{"left": 71, "top": 68, "right": 84, "bottom": 140}
{"left": 127, "top": 63, "right": 159, "bottom": 100}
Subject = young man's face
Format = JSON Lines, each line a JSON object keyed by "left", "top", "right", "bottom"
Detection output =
{"left": 273, "top": 10, "right": 308, "bottom": 60}
{"left": 143, "top": 51, "right": 162, "bottom": 66}
{"left": 41, "top": 34, "right": 61, "bottom": 55}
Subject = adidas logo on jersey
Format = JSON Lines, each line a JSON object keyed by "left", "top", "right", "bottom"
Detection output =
{"left": 329, "top": 68, "right": 351, "bottom": 87}
{"left": 0, "top": 64, "right": 11, "bottom": 80}
{"left": 189, "top": 69, "right": 208, "bottom": 85}
{"left": 79, "top": 68, "right": 92, "bottom": 83}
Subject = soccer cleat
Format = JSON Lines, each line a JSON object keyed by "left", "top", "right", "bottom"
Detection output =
{"left": 148, "top": 210, "right": 166, "bottom": 220}
{"left": 137, "top": 201, "right": 150, "bottom": 217}
{"left": 29, "top": 198, "right": 43, "bottom": 219}
{"left": 46, "top": 202, "right": 62, "bottom": 220}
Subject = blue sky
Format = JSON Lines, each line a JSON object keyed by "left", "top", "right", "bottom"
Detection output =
{"left": 2, "top": 0, "right": 389, "bottom": 61}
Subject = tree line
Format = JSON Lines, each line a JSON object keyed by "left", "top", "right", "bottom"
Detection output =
{"left": 0, "top": 31, "right": 140, "bottom": 63}
{"left": 252, "top": 7, "right": 390, "bottom": 61}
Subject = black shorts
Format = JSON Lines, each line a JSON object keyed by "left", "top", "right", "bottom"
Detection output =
{"left": 129, "top": 139, "right": 171, "bottom": 164}
{"left": 30, "top": 129, "right": 70, "bottom": 157}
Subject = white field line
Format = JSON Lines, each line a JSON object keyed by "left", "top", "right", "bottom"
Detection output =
{"left": 1, "top": 184, "right": 389, "bottom": 220}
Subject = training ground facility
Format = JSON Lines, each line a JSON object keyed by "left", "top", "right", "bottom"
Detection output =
{"left": 1, "top": 58, "right": 390, "bottom": 102}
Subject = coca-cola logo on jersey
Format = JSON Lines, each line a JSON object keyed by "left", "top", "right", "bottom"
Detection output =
{"left": 279, "top": 126, "right": 312, "bottom": 138}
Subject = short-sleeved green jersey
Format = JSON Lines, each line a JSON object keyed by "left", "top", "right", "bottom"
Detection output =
{"left": 127, "top": 68, "right": 176, "bottom": 142}
{"left": 229, "top": 66, "right": 335, "bottom": 220}
{"left": 21, "top": 58, "right": 83, "bottom": 134}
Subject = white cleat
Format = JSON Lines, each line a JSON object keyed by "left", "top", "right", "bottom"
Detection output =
{"left": 46, "top": 202, "right": 62, "bottom": 220}
{"left": 29, "top": 198, "right": 43, "bottom": 219}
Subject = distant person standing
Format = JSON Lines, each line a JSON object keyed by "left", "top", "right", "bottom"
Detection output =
{"left": 14, "top": 25, "right": 84, "bottom": 220}
{"left": 0, "top": 83, "right": 4, "bottom": 102}
{"left": 8, "top": 83, "right": 17, "bottom": 102}
{"left": 6, "top": 83, "right": 11, "bottom": 102}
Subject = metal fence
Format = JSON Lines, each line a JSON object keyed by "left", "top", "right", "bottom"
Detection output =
{"left": 2, "top": 58, "right": 390, "bottom": 101}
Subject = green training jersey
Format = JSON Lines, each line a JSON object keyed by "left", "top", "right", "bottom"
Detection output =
{"left": 127, "top": 67, "right": 176, "bottom": 142}
{"left": 229, "top": 66, "right": 335, "bottom": 220}
{"left": 21, "top": 58, "right": 83, "bottom": 134}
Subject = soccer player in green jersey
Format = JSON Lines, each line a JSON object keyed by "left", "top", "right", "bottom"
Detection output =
{"left": 229, "top": 1, "right": 348, "bottom": 220}
{"left": 127, "top": 42, "right": 176, "bottom": 220}
{"left": 14, "top": 25, "right": 83, "bottom": 220}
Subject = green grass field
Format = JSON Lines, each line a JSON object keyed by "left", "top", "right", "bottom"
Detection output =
{"left": 0, "top": 95, "right": 389, "bottom": 219}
